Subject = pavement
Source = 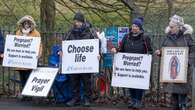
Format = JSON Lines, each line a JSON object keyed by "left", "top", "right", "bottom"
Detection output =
{"left": 0, "top": 98, "right": 172, "bottom": 110}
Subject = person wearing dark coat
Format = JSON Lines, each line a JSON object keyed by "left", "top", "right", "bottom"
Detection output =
{"left": 155, "top": 15, "right": 195, "bottom": 110}
{"left": 60, "top": 12, "right": 98, "bottom": 107}
{"left": 111, "top": 17, "right": 153, "bottom": 110}
{"left": 0, "top": 31, "right": 4, "bottom": 60}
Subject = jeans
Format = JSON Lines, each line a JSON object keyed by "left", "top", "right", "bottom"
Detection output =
{"left": 172, "top": 93, "right": 187, "bottom": 110}
{"left": 129, "top": 88, "right": 144, "bottom": 103}
{"left": 18, "top": 70, "right": 32, "bottom": 89}
{"left": 70, "top": 73, "right": 92, "bottom": 101}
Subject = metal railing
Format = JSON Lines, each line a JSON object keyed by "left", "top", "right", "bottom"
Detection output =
{"left": 0, "top": 31, "right": 192, "bottom": 109}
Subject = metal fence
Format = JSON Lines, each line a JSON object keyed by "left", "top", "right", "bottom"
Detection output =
{"left": 0, "top": 31, "right": 192, "bottom": 108}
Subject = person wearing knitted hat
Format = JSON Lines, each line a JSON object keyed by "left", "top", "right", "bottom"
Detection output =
{"left": 111, "top": 16, "right": 153, "bottom": 109}
{"left": 155, "top": 14, "right": 195, "bottom": 110}
{"left": 15, "top": 15, "right": 42, "bottom": 101}
{"left": 59, "top": 12, "right": 98, "bottom": 107}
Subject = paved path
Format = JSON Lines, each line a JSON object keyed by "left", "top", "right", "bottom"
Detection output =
{"left": 0, "top": 99, "right": 171, "bottom": 110}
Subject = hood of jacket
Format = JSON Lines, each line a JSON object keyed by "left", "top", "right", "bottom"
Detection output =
{"left": 17, "top": 15, "right": 36, "bottom": 31}
{"left": 165, "top": 24, "right": 193, "bottom": 35}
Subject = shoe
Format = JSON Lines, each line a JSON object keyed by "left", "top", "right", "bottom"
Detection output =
{"left": 132, "top": 102, "right": 142, "bottom": 110}
{"left": 128, "top": 101, "right": 135, "bottom": 108}
{"left": 18, "top": 95, "right": 32, "bottom": 102}
{"left": 66, "top": 99, "right": 79, "bottom": 106}
{"left": 82, "top": 99, "right": 91, "bottom": 107}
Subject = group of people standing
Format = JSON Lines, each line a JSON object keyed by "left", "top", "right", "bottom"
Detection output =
{"left": 0, "top": 12, "right": 194, "bottom": 110}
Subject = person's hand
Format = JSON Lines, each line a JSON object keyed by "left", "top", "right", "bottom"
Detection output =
{"left": 111, "top": 48, "right": 117, "bottom": 53}
{"left": 155, "top": 50, "right": 161, "bottom": 56}
{"left": 58, "top": 51, "right": 63, "bottom": 56}
{"left": 0, "top": 54, "right": 3, "bottom": 58}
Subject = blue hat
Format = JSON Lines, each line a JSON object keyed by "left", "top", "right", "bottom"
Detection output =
{"left": 132, "top": 16, "right": 144, "bottom": 29}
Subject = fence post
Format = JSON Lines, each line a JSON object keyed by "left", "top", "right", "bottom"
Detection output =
{"left": 193, "top": 67, "right": 195, "bottom": 110}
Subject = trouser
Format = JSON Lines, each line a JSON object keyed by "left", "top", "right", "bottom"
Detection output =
{"left": 129, "top": 88, "right": 144, "bottom": 103}
{"left": 172, "top": 93, "right": 187, "bottom": 110}
{"left": 18, "top": 70, "right": 32, "bottom": 89}
{"left": 70, "top": 73, "right": 92, "bottom": 101}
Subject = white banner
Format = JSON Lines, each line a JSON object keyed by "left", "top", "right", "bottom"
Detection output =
{"left": 62, "top": 39, "right": 99, "bottom": 74}
{"left": 22, "top": 67, "right": 58, "bottom": 97}
{"left": 3, "top": 35, "right": 40, "bottom": 69}
{"left": 111, "top": 53, "right": 152, "bottom": 89}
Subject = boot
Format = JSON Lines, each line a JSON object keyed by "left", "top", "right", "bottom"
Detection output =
{"left": 82, "top": 99, "right": 91, "bottom": 107}
{"left": 66, "top": 99, "right": 79, "bottom": 106}
{"left": 128, "top": 101, "right": 135, "bottom": 108}
{"left": 132, "top": 101, "right": 142, "bottom": 110}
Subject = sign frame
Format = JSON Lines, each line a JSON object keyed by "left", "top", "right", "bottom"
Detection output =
{"left": 160, "top": 47, "right": 189, "bottom": 83}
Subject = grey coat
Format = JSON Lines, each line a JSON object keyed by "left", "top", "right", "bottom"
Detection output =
{"left": 161, "top": 24, "right": 195, "bottom": 94}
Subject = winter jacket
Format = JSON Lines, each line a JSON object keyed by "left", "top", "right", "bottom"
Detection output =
{"left": 0, "top": 32, "right": 4, "bottom": 53}
{"left": 161, "top": 24, "right": 195, "bottom": 94}
{"left": 15, "top": 29, "right": 42, "bottom": 70}
{"left": 64, "top": 24, "right": 98, "bottom": 40}
{"left": 119, "top": 31, "right": 153, "bottom": 54}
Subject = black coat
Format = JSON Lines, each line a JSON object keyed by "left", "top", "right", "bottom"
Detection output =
{"left": 161, "top": 24, "right": 195, "bottom": 94}
{"left": 119, "top": 31, "right": 153, "bottom": 54}
{"left": 64, "top": 25, "right": 98, "bottom": 40}
{"left": 0, "top": 32, "right": 4, "bottom": 53}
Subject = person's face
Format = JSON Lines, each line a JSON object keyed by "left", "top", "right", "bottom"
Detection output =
{"left": 131, "top": 24, "right": 140, "bottom": 33}
{"left": 74, "top": 20, "right": 83, "bottom": 28}
{"left": 169, "top": 22, "right": 179, "bottom": 34}
{"left": 22, "top": 20, "right": 32, "bottom": 30}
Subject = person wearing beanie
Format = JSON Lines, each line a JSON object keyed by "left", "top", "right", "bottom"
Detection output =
{"left": 73, "top": 12, "right": 85, "bottom": 23}
{"left": 59, "top": 12, "right": 98, "bottom": 107}
{"left": 111, "top": 16, "right": 153, "bottom": 109}
{"left": 155, "top": 14, "right": 195, "bottom": 110}
{"left": 132, "top": 16, "right": 144, "bottom": 31}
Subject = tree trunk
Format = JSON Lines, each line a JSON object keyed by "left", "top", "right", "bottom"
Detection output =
{"left": 40, "top": 0, "right": 56, "bottom": 32}
{"left": 121, "top": 0, "right": 140, "bottom": 24}
{"left": 166, "top": 0, "right": 173, "bottom": 19}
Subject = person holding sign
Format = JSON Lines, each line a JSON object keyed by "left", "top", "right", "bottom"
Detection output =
{"left": 15, "top": 15, "right": 42, "bottom": 100}
{"left": 59, "top": 12, "right": 98, "bottom": 107}
{"left": 155, "top": 15, "right": 195, "bottom": 110}
{"left": 111, "top": 17, "right": 153, "bottom": 109}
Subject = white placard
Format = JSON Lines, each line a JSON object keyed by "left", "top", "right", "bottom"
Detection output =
{"left": 111, "top": 53, "right": 152, "bottom": 89}
{"left": 62, "top": 39, "right": 99, "bottom": 74}
{"left": 118, "top": 27, "right": 129, "bottom": 46}
{"left": 160, "top": 47, "right": 189, "bottom": 83}
{"left": 3, "top": 35, "right": 40, "bottom": 69}
{"left": 22, "top": 67, "right": 58, "bottom": 97}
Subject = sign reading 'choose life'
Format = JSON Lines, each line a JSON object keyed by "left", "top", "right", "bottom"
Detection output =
{"left": 62, "top": 39, "right": 99, "bottom": 74}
